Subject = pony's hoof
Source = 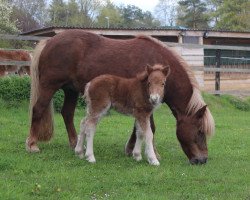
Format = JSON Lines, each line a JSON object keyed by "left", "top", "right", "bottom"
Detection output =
{"left": 69, "top": 137, "right": 78, "bottom": 149}
{"left": 133, "top": 152, "right": 142, "bottom": 161}
{"left": 148, "top": 159, "right": 160, "bottom": 166}
{"left": 125, "top": 141, "right": 133, "bottom": 156}
{"left": 25, "top": 139, "right": 40, "bottom": 153}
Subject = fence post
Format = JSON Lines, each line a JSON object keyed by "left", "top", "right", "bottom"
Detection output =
{"left": 215, "top": 49, "right": 221, "bottom": 95}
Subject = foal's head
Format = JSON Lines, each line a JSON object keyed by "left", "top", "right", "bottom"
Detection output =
{"left": 138, "top": 64, "right": 171, "bottom": 106}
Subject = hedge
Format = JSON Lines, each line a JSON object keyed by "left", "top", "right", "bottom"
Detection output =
{"left": 0, "top": 76, "right": 85, "bottom": 112}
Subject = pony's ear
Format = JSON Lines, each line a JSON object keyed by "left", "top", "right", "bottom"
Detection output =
{"left": 163, "top": 65, "right": 171, "bottom": 77}
{"left": 195, "top": 105, "right": 207, "bottom": 119}
{"left": 146, "top": 64, "right": 154, "bottom": 74}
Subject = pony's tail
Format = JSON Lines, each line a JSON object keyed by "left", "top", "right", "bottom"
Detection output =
{"left": 30, "top": 40, "right": 54, "bottom": 141}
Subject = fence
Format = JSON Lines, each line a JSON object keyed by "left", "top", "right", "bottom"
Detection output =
{"left": 165, "top": 42, "right": 250, "bottom": 96}
{"left": 1, "top": 34, "right": 250, "bottom": 96}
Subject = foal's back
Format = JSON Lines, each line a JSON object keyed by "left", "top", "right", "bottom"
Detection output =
{"left": 85, "top": 74, "right": 146, "bottom": 115}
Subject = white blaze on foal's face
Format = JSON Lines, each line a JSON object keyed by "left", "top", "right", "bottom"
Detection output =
{"left": 147, "top": 70, "right": 166, "bottom": 106}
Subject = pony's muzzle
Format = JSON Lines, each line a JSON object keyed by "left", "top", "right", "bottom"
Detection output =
{"left": 189, "top": 157, "right": 207, "bottom": 165}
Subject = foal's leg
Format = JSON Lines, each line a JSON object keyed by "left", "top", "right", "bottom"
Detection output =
{"left": 132, "top": 121, "right": 143, "bottom": 161}
{"left": 75, "top": 100, "right": 111, "bottom": 163}
{"left": 74, "top": 118, "right": 87, "bottom": 158}
{"left": 61, "top": 88, "right": 79, "bottom": 148}
{"left": 134, "top": 117, "right": 159, "bottom": 166}
{"left": 75, "top": 116, "right": 99, "bottom": 162}
{"left": 125, "top": 115, "right": 160, "bottom": 159}
{"left": 143, "top": 119, "right": 160, "bottom": 166}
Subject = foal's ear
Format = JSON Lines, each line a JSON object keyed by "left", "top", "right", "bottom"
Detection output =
{"left": 195, "top": 105, "right": 207, "bottom": 119}
{"left": 163, "top": 65, "right": 171, "bottom": 77}
{"left": 137, "top": 70, "right": 148, "bottom": 82}
{"left": 146, "top": 64, "right": 154, "bottom": 74}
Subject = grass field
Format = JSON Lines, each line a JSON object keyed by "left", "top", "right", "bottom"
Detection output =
{"left": 0, "top": 94, "right": 249, "bottom": 200}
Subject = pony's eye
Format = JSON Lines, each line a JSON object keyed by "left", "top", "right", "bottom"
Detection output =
{"left": 162, "top": 83, "right": 165, "bottom": 86}
{"left": 148, "top": 82, "right": 151, "bottom": 86}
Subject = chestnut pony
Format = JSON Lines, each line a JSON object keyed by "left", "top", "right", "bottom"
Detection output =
{"left": 75, "top": 64, "right": 170, "bottom": 165}
{"left": 0, "top": 49, "right": 31, "bottom": 76}
{"left": 26, "top": 30, "right": 215, "bottom": 165}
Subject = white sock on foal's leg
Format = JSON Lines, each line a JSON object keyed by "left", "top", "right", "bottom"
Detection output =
{"left": 75, "top": 119, "right": 87, "bottom": 159}
{"left": 84, "top": 119, "right": 97, "bottom": 163}
{"left": 133, "top": 137, "right": 143, "bottom": 161}
{"left": 145, "top": 128, "right": 160, "bottom": 166}
{"left": 132, "top": 123, "right": 143, "bottom": 161}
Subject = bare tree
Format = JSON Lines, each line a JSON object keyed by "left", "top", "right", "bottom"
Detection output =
{"left": 154, "top": 0, "right": 177, "bottom": 26}
{"left": 78, "top": 0, "right": 103, "bottom": 26}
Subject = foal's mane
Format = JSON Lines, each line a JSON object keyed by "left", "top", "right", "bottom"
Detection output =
{"left": 136, "top": 35, "right": 215, "bottom": 137}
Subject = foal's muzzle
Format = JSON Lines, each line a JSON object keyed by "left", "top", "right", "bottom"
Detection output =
{"left": 149, "top": 94, "right": 161, "bottom": 105}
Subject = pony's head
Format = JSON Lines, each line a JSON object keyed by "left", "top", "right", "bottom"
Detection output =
{"left": 172, "top": 104, "right": 214, "bottom": 165}
{"left": 138, "top": 64, "right": 171, "bottom": 106}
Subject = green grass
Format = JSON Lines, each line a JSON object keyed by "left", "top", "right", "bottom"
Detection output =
{"left": 0, "top": 95, "right": 249, "bottom": 200}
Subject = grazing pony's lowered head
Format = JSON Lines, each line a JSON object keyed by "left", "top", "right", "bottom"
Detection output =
{"left": 172, "top": 105, "right": 210, "bottom": 164}
{"left": 137, "top": 64, "right": 171, "bottom": 107}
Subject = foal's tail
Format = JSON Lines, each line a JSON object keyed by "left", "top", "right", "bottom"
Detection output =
{"left": 29, "top": 40, "right": 54, "bottom": 141}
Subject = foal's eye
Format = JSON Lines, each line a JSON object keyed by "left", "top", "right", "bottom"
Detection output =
{"left": 147, "top": 82, "right": 151, "bottom": 86}
{"left": 161, "top": 83, "right": 165, "bottom": 87}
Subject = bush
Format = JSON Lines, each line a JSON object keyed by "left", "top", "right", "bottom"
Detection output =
{"left": 0, "top": 76, "right": 30, "bottom": 106}
{"left": 227, "top": 96, "right": 250, "bottom": 111}
{"left": 0, "top": 76, "right": 85, "bottom": 111}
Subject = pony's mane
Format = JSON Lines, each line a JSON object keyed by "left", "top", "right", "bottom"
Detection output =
{"left": 136, "top": 35, "right": 215, "bottom": 137}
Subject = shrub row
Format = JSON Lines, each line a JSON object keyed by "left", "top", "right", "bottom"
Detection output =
{"left": 0, "top": 76, "right": 85, "bottom": 112}
{"left": 1, "top": 76, "right": 249, "bottom": 112}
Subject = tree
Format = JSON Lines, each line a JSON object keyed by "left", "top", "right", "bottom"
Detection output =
{"left": 96, "top": 0, "right": 124, "bottom": 27}
{"left": 78, "top": 0, "right": 103, "bottom": 26}
{"left": 213, "top": 0, "right": 250, "bottom": 31}
{"left": 66, "top": 0, "right": 81, "bottom": 26}
{"left": 0, "top": 0, "right": 18, "bottom": 33}
{"left": 176, "top": 0, "right": 210, "bottom": 29}
{"left": 49, "top": 0, "right": 67, "bottom": 26}
{"left": 9, "top": 0, "right": 48, "bottom": 31}
{"left": 119, "top": 5, "right": 160, "bottom": 28}
{"left": 154, "top": 0, "right": 177, "bottom": 26}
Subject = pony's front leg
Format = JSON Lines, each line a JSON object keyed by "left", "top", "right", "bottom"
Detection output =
{"left": 144, "top": 120, "right": 160, "bottom": 166}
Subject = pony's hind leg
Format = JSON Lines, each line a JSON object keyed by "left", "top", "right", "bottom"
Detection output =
{"left": 26, "top": 88, "right": 55, "bottom": 152}
{"left": 61, "top": 88, "right": 79, "bottom": 149}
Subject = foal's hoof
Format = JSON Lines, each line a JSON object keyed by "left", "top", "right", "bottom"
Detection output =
{"left": 86, "top": 155, "right": 96, "bottom": 163}
{"left": 25, "top": 139, "right": 40, "bottom": 153}
{"left": 133, "top": 152, "right": 142, "bottom": 161}
{"left": 148, "top": 159, "right": 160, "bottom": 166}
{"left": 75, "top": 147, "right": 84, "bottom": 159}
